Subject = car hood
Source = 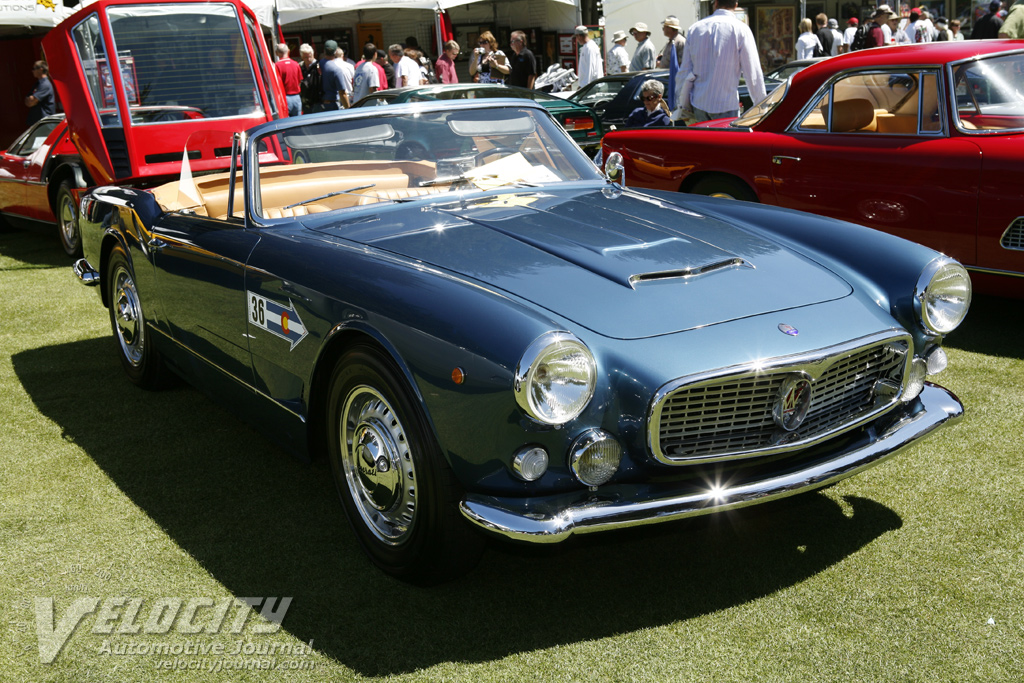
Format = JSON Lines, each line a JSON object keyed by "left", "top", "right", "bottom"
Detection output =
{"left": 314, "top": 187, "right": 852, "bottom": 339}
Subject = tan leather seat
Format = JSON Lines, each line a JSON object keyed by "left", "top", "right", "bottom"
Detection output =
{"left": 824, "top": 98, "right": 876, "bottom": 132}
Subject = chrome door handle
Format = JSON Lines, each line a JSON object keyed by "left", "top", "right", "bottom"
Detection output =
{"left": 772, "top": 155, "right": 801, "bottom": 165}
{"left": 147, "top": 237, "right": 167, "bottom": 250}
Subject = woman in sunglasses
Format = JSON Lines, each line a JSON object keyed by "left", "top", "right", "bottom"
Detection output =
{"left": 469, "top": 31, "right": 507, "bottom": 84}
{"left": 625, "top": 79, "right": 672, "bottom": 127}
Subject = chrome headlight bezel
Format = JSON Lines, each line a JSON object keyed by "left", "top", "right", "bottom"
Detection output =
{"left": 514, "top": 332, "right": 597, "bottom": 426}
{"left": 914, "top": 258, "right": 972, "bottom": 336}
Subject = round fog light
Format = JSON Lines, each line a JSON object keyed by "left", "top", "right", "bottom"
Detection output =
{"left": 512, "top": 446, "right": 549, "bottom": 482}
{"left": 903, "top": 357, "right": 928, "bottom": 402}
{"left": 569, "top": 429, "right": 623, "bottom": 487}
{"left": 925, "top": 346, "right": 948, "bottom": 375}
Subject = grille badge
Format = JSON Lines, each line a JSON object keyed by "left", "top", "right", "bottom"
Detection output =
{"left": 773, "top": 376, "right": 813, "bottom": 431}
{"left": 778, "top": 323, "right": 799, "bottom": 336}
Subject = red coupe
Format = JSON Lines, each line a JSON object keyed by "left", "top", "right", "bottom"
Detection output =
{"left": 0, "top": 116, "right": 83, "bottom": 256}
{"left": 601, "top": 42, "right": 1024, "bottom": 297}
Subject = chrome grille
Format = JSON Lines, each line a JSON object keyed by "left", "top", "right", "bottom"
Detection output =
{"left": 1001, "top": 218, "right": 1024, "bottom": 251}
{"left": 651, "top": 336, "right": 909, "bottom": 464}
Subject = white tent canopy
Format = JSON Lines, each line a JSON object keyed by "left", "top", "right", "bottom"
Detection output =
{"left": 0, "top": 0, "right": 72, "bottom": 32}
{"left": 277, "top": 0, "right": 575, "bottom": 26}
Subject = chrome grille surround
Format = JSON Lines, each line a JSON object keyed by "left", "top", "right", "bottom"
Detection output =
{"left": 649, "top": 331, "right": 913, "bottom": 465}
{"left": 1001, "top": 217, "right": 1024, "bottom": 251}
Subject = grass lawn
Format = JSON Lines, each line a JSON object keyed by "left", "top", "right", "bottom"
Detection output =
{"left": 1, "top": 224, "right": 1022, "bottom": 682}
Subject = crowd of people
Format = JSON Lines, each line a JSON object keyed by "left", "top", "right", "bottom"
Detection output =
{"left": 270, "top": 1, "right": 1024, "bottom": 121}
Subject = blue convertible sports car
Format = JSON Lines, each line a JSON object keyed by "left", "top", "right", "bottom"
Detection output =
{"left": 72, "top": 100, "right": 969, "bottom": 583}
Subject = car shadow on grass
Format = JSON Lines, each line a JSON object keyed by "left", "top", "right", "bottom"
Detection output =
{"left": 14, "top": 336, "right": 904, "bottom": 677}
{"left": 0, "top": 221, "right": 68, "bottom": 270}
{"left": 942, "top": 293, "right": 1024, "bottom": 360}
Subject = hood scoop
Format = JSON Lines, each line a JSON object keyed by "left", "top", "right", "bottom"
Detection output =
{"left": 629, "top": 257, "right": 752, "bottom": 288}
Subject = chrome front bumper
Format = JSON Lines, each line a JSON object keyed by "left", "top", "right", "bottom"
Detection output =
{"left": 460, "top": 383, "right": 963, "bottom": 543}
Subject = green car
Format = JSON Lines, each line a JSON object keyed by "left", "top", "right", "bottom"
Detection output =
{"left": 352, "top": 84, "right": 603, "bottom": 154}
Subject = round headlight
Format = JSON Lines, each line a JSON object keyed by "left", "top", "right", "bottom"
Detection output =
{"left": 916, "top": 259, "right": 971, "bottom": 335}
{"left": 569, "top": 429, "right": 623, "bottom": 487}
{"left": 514, "top": 332, "right": 597, "bottom": 426}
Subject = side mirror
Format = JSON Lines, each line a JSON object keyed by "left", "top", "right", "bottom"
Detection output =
{"left": 604, "top": 151, "right": 624, "bottom": 188}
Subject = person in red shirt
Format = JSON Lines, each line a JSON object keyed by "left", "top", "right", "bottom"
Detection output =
{"left": 435, "top": 40, "right": 460, "bottom": 84}
{"left": 275, "top": 44, "right": 303, "bottom": 116}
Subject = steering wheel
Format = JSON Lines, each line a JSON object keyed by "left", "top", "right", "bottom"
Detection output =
{"left": 473, "top": 146, "right": 516, "bottom": 164}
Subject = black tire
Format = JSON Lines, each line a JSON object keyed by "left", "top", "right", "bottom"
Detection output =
{"left": 107, "top": 245, "right": 169, "bottom": 389}
{"left": 327, "top": 344, "right": 483, "bottom": 584}
{"left": 690, "top": 176, "right": 759, "bottom": 202}
{"left": 56, "top": 180, "right": 81, "bottom": 258}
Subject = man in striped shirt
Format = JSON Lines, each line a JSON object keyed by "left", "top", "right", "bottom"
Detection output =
{"left": 675, "top": 0, "right": 766, "bottom": 122}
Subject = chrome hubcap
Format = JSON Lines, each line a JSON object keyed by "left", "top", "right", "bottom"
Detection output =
{"left": 59, "top": 195, "right": 77, "bottom": 247}
{"left": 341, "top": 386, "right": 416, "bottom": 545}
{"left": 112, "top": 267, "right": 144, "bottom": 366}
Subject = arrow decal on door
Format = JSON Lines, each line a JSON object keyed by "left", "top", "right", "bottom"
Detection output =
{"left": 248, "top": 291, "right": 308, "bottom": 350}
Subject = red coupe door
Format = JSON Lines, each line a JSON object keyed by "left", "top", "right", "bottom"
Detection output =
{"left": 769, "top": 69, "right": 981, "bottom": 268}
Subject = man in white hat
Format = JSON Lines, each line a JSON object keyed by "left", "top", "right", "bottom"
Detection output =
{"left": 606, "top": 30, "right": 629, "bottom": 74}
{"left": 629, "top": 22, "right": 657, "bottom": 71}
{"left": 657, "top": 16, "right": 686, "bottom": 69}
{"left": 864, "top": 5, "right": 894, "bottom": 47}
{"left": 574, "top": 26, "right": 603, "bottom": 87}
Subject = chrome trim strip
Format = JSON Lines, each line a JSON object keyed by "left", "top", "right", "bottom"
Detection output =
{"left": 461, "top": 383, "right": 963, "bottom": 543}
{"left": 72, "top": 258, "right": 101, "bottom": 286}
{"left": 966, "top": 265, "right": 1024, "bottom": 278}
{"left": 647, "top": 329, "right": 912, "bottom": 464}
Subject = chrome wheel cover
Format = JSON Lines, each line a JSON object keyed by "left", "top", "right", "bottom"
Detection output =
{"left": 112, "top": 266, "right": 144, "bottom": 366}
{"left": 59, "top": 193, "right": 78, "bottom": 249}
{"left": 340, "top": 386, "right": 417, "bottom": 545}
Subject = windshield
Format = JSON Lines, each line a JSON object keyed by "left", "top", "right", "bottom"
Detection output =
{"left": 249, "top": 106, "right": 602, "bottom": 220}
{"left": 952, "top": 51, "right": 1024, "bottom": 132}
{"left": 732, "top": 81, "right": 788, "bottom": 127}
{"left": 104, "top": 3, "right": 262, "bottom": 122}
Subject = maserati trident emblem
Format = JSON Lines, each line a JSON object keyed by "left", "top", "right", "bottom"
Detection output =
{"left": 773, "top": 376, "right": 813, "bottom": 431}
{"left": 778, "top": 323, "right": 799, "bottom": 336}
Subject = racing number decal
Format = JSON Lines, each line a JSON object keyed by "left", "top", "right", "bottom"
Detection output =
{"left": 247, "top": 291, "right": 308, "bottom": 350}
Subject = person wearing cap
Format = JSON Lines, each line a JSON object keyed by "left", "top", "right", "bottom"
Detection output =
{"left": 972, "top": 1, "right": 1004, "bottom": 38}
{"left": 629, "top": 22, "right": 657, "bottom": 71}
{"left": 657, "top": 16, "right": 686, "bottom": 69}
{"left": 912, "top": 9, "right": 933, "bottom": 42}
{"left": 877, "top": 5, "right": 896, "bottom": 43}
{"left": 574, "top": 26, "right": 603, "bottom": 87}
{"left": 892, "top": 13, "right": 913, "bottom": 43}
{"left": 999, "top": 0, "right": 1024, "bottom": 38}
{"left": 840, "top": 17, "right": 859, "bottom": 53}
{"left": 320, "top": 40, "right": 351, "bottom": 110}
{"left": 863, "top": 6, "right": 892, "bottom": 48}
{"left": 827, "top": 18, "right": 843, "bottom": 54}
{"left": 934, "top": 16, "right": 952, "bottom": 40}
{"left": 607, "top": 30, "right": 630, "bottom": 74}
{"left": 676, "top": 0, "right": 765, "bottom": 122}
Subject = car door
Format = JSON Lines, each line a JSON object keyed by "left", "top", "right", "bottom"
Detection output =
{"left": 770, "top": 69, "right": 980, "bottom": 266}
{"left": 149, "top": 212, "right": 261, "bottom": 387}
{"left": 0, "top": 119, "right": 60, "bottom": 215}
